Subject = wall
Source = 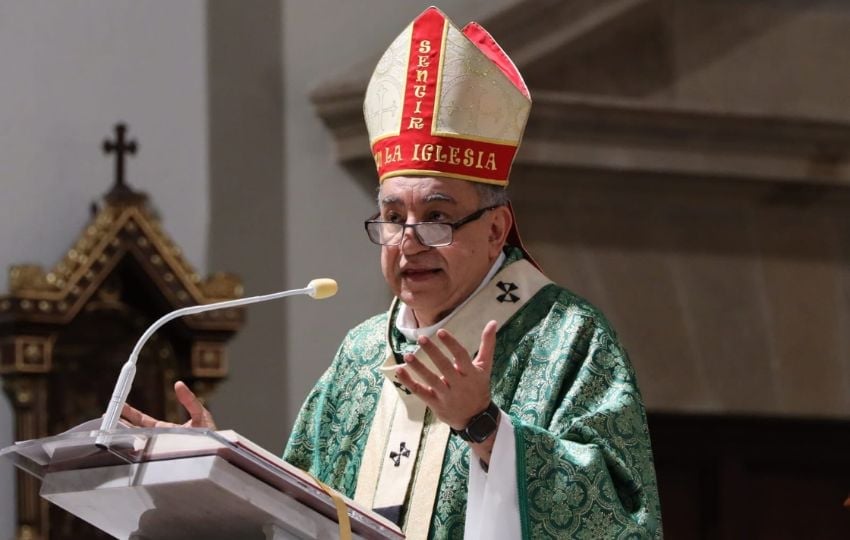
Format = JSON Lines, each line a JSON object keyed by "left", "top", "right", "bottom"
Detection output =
{"left": 204, "top": 0, "right": 286, "bottom": 453}
{"left": 515, "top": 171, "right": 850, "bottom": 417}
{"left": 659, "top": 0, "right": 850, "bottom": 122}
{"left": 510, "top": 0, "right": 850, "bottom": 417}
{"left": 0, "top": 1, "right": 209, "bottom": 536}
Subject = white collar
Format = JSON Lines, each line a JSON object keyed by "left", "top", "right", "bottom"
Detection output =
{"left": 395, "top": 251, "right": 507, "bottom": 342}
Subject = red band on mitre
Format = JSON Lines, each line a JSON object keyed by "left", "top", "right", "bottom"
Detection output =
{"left": 372, "top": 134, "right": 516, "bottom": 185}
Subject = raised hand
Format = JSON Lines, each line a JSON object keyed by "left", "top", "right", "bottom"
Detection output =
{"left": 121, "top": 380, "right": 217, "bottom": 430}
{"left": 396, "top": 320, "right": 497, "bottom": 431}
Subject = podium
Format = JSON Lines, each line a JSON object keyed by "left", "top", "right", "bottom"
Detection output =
{"left": 1, "top": 424, "right": 403, "bottom": 540}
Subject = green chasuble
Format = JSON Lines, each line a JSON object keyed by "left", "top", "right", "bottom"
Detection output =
{"left": 283, "top": 247, "right": 662, "bottom": 538}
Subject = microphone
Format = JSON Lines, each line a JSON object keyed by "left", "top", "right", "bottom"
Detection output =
{"left": 95, "top": 278, "right": 338, "bottom": 447}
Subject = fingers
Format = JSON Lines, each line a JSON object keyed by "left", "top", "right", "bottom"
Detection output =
{"left": 403, "top": 353, "right": 445, "bottom": 390}
{"left": 475, "top": 320, "right": 498, "bottom": 372}
{"left": 121, "top": 403, "right": 176, "bottom": 428}
{"left": 417, "top": 336, "right": 459, "bottom": 379}
{"left": 435, "top": 329, "right": 474, "bottom": 373}
{"left": 120, "top": 403, "right": 145, "bottom": 426}
{"left": 396, "top": 366, "right": 437, "bottom": 401}
{"left": 120, "top": 382, "right": 216, "bottom": 430}
{"left": 431, "top": 322, "right": 498, "bottom": 373}
{"left": 175, "top": 381, "right": 216, "bottom": 429}
{"left": 399, "top": 323, "right": 499, "bottom": 430}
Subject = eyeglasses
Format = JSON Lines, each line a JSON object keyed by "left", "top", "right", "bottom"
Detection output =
{"left": 364, "top": 205, "right": 501, "bottom": 247}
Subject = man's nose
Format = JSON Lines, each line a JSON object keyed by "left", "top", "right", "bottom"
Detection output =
{"left": 400, "top": 224, "right": 428, "bottom": 255}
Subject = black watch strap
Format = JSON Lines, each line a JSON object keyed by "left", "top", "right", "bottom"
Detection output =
{"left": 451, "top": 401, "right": 500, "bottom": 443}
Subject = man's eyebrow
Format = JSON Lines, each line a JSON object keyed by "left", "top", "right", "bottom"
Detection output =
{"left": 380, "top": 195, "right": 401, "bottom": 205}
{"left": 423, "top": 193, "right": 455, "bottom": 204}
{"left": 379, "top": 193, "right": 456, "bottom": 205}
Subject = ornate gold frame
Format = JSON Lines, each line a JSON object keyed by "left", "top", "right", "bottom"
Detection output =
{"left": 0, "top": 187, "right": 245, "bottom": 540}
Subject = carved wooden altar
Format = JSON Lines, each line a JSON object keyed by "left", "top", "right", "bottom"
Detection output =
{"left": 0, "top": 125, "right": 245, "bottom": 540}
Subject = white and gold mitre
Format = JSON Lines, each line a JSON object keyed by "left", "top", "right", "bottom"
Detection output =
{"left": 363, "top": 6, "right": 531, "bottom": 186}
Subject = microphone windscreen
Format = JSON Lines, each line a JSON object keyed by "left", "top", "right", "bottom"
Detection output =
{"left": 308, "top": 278, "right": 338, "bottom": 299}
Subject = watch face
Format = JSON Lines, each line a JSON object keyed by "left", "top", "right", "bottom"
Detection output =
{"left": 468, "top": 413, "right": 498, "bottom": 443}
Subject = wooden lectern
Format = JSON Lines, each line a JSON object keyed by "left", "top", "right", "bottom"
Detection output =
{"left": 2, "top": 424, "right": 403, "bottom": 540}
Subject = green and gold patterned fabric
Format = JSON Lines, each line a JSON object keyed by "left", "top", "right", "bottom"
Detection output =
{"left": 284, "top": 247, "right": 662, "bottom": 539}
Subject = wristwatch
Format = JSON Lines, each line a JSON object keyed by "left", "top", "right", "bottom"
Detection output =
{"left": 451, "top": 401, "right": 500, "bottom": 443}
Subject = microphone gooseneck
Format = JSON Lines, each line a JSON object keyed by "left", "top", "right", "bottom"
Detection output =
{"left": 95, "top": 278, "right": 337, "bottom": 447}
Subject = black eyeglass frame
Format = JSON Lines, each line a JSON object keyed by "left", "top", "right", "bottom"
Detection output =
{"left": 364, "top": 204, "right": 503, "bottom": 247}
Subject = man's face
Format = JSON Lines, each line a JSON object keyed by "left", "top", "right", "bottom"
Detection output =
{"left": 377, "top": 176, "right": 510, "bottom": 326}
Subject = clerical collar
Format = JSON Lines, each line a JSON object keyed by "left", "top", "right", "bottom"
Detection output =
{"left": 395, "top": 251, "right": 507, "bottom": 342}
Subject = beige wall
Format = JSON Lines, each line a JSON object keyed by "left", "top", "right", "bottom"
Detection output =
{"left": 508, "top": 0, "right": 850, "bottom": 417}
{"left": 203, "top": 0, "right": 286, "bottom": 453}
{"left": 658, "top": 0, "right": 850, "bottom": 121}
{"left": 513, "top": 170, "right": 850, "bottom": 417}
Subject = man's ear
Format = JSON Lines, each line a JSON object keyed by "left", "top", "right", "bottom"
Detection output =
{"left": 488, "top": 205, "right": 513, "bottom": 256}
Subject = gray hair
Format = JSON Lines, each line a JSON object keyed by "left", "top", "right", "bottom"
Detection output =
{"left": 474, "top": 182, "right": 510, "bottom": 208}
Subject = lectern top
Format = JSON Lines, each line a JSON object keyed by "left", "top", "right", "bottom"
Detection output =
{"left": 2, "top": 421, "right": 404, "bottom": 539}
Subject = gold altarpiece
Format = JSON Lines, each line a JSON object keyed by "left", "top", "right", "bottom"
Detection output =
{"left": 0, "top": 180, "right": 245, "bottom": 540}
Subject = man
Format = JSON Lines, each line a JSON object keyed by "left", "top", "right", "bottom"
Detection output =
{"left": 125, "top": 7, "right": 661, "bottom": 539}
{"left": 285, "top": 7, "right": 661, "bottom": 538}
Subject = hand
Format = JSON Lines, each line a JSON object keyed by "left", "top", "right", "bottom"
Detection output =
{"left": 121, "top": 381, "right": 217, "bottom": 429}
{"left": 396, "top": 320, "right": 497, "bottom": 430}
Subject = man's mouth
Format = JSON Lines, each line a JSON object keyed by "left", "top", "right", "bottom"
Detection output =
{"left": 400, "top": 268, "right": 441, "bottom": 280}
